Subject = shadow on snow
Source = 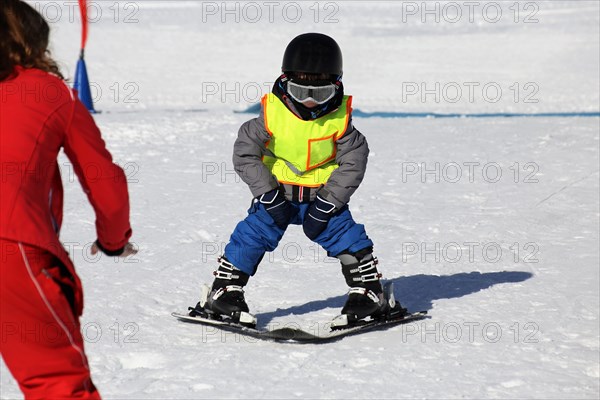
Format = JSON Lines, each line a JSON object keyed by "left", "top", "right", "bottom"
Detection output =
{"left": 255, "top": 271, "right": 533, "bottom": 327}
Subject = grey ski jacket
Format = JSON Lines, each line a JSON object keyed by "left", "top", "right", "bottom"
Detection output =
{"left": 233, "top": 102, "right": 369, "bottom": 209}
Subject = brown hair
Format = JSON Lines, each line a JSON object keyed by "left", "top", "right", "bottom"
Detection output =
{"left": 0, "top": 0, "right": 63, "bottom": 81}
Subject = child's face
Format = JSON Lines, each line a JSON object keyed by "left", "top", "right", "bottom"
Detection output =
{"left": 303, "top": 99, "right": 320, "bottom": 109}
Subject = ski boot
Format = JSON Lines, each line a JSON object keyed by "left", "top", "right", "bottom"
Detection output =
{"left": 189, "top": 256, "right": 257, "bottom": 328}
{"left": 331, "top": 253, "right": 403, "bottom": 329}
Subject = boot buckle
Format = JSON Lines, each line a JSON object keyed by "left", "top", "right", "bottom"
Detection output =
{"left": 348, "top": 287, "right": 380, "bottom": 303}
{"left": 357, "top": 272, "right": 382, "bottom": 282}
{"left": 211, "top": 285, "right": 244, "bottom": 301}
{"left": 213, "top": 270, "right": 240, "bottom": 280}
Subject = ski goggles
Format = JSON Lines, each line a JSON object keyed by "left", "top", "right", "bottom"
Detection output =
{"left": 287, "top": 81, "right": 337, "bottom": 105}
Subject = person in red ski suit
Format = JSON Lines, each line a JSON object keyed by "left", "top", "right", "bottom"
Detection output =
{"left": 1, "top": 1, "right": 135, "bottom": 398}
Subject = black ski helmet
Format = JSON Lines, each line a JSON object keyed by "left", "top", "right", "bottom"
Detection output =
{"left": 282, "top": 33, "right": 343, "bottom": 76}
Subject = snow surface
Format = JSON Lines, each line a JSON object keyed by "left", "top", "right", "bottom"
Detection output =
{"left": 2, "top": 1, "right": 599, "bottom": 399}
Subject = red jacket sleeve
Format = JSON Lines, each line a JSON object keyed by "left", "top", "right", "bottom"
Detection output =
{"left": 62, "top": 96, "right": 132, "bottom": 251}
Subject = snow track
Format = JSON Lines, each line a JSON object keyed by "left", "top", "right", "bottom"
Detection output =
{"left": 2, "top": 1, "right": 598, "bottom": 398}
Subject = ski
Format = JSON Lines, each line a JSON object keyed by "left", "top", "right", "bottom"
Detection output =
{"left": 172, "top": 309, "right": 428, "bottom": 343}
{"left": 174, "top": 281, "right": 429, "bottom": 343}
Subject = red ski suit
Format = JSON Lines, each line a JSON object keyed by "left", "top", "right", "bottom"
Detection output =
{"left": 0, "top": 67, "right": 132, "bottom": 399}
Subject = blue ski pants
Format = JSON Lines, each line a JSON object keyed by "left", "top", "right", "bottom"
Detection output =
{"left": 224, "top": 201, "right": 373, "bottom": 275}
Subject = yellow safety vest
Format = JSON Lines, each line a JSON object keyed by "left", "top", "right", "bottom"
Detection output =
{"left": 261, "top": 93, "right": 352, "bottom": 187}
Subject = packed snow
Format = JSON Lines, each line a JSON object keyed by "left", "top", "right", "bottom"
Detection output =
{"left": 1, "top": 1, "right": 599, "bottom": 399}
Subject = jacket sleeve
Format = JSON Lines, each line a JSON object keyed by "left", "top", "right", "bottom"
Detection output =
{"left": 62, "top": 97, "right": 132, "bottom": 252}
{"left": 232, "top": 112, "right": 280, "bottom": 197}
{"left": 320, "top": 118, "right": 369, "bottom": 208}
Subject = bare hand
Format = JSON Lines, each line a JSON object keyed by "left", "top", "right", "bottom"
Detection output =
{"left": 91, "top": 242, "right": 138, "bottom": 257}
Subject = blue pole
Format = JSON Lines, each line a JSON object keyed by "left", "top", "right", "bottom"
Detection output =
{"left": 73, "top": 50, "right": 96, "bottom": 113}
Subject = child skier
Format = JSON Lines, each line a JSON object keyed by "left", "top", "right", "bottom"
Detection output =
{"left": 194, "top": 33, "right": 388, "bottom": 327}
